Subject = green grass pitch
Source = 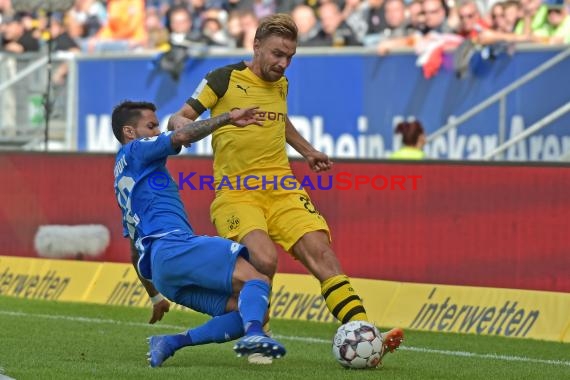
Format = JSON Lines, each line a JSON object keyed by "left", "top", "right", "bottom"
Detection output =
{"left": 0, "top": 296, "right": 568, "bottom": 379}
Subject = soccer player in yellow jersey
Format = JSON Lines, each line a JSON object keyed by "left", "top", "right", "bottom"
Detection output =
{"left": 168, "top": 13, "right": 403, "bottom": 363}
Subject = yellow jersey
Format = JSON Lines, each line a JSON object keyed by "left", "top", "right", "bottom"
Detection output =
{"left": 188, "top": 62, "right": 292, "bottom": 190}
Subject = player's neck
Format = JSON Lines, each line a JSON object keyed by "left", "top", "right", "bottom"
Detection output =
{"left": 245, "top": 60, "right": 262, "bottom": 79}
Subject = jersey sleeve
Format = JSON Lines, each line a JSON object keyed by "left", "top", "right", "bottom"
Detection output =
{"left": 186, "top": 66, "right": 233, "bottom": 115}
{"left": 129, "top": 131, "right": 179, "bottom": 164}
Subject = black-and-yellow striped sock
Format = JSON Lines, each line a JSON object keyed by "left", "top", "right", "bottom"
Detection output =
{"left": 321, "top": 274, "right": 368, "bottom": 323}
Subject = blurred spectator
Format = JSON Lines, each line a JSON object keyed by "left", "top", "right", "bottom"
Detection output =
{"left": 476, "top": 1, "right": 540, "bottom": 46}
{"left": 536, "top": 3, "right": 570, "bottom": 43}
{"left": 86, "top": 0, "right": 147, "bottom": 52}
{"left": 187, "top": 0, "right": 207, "bottom": 34}
{"left": 199, "top": 7, "right": 231, "bottom": 46}
{"left": 378, "top": 0, "right": 410, "bottom": 41}
{"left": 347, "top": 0, "right": 387, "bottom": 45}
{"left": 201, "top": 16, "right": 231, "bottom": 46}
{"left": 167, "top": 5, "right": 201, "bottom": 45}
{"left": 423, "top": 0, "right": 453, "bottom": 33}
{"left": 50, "top": 13, "right": 80, "bottom": 55}
{"left": 0, "top": 0, "right": 13, "bottom": 24}
{"left": 145, "top": 6, "right": 170, "bottom": 51}
{"left": 68, "top": 0, "right": 107, "bottom": 39}
{"left": 226, "top": 10, "right": 243, "bottom": 47}
{"left": 408, "top": 0, "right": 427, "bottom": 33}
{"left": 455, "top": 0, "right": 489, "bottom": 40}
{"left": 376, "top": 0, "right": 461, "bottom": 77}
{"left": 515, "top": 0, "right": 549, "bottom": 36}
{"left": 291, "top": 4, "right": 321, "bottom": 46}
{"left": 160, "top": 5, "right": 199, "bottom": 80}
{"left": 314, "top": 2, "right": 361, "bottom": 46}
{"left": 0, "top": 12, "right": 40, "bottom": 53}
{"left": 239, "top": 9, "right": 259, "bottom": 50}
{"left": 502, "top": 0, "right": 522, "bottom": 32}
{"left": 341, "top": 0, "right": 363, "bottom": 23}
{"left": 390, "top": 120, "right": 426, "bottom": 159}
{"left": 414, "top": 0, "right": 463, "bottom": 77}
{"left": 488, "top": 2, "right": 506, "bottom": 31}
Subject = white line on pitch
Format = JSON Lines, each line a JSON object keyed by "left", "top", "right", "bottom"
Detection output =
{"left": 1, "top": 310, "right": 568, "bottom": 367}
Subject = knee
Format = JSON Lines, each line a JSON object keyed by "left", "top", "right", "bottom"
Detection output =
{"left": 251, "top": 272, "right": 271, "bottom": 285}
{"left": 254, "top": 255, "right": 277, "bottom": 279}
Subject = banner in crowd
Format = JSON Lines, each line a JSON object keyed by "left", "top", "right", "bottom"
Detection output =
{"left": 76, "top": 49, "right": 570, "bottom": 160}
{"left": 1, "top": 256, "right": 569, "bottom": 342}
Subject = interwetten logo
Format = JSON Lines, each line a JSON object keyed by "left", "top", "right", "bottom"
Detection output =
{"left": 147, "top": 172, "right": 422, "bottom": 191}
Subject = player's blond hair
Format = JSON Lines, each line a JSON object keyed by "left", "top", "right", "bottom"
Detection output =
{"left": 254, "top": 13, "right": 298, "bottom": 42}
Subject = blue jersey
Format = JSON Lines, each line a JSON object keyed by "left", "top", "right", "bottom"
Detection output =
{"left": 113, "top": 132, "right": 193, "bottom": 278}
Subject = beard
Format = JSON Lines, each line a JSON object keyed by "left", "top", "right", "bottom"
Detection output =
{"left": 262, "top": 66, "right": 284, "bottom": 82}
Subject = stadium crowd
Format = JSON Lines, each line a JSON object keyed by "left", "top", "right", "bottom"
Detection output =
{"left": 0, "top": 0, "right": 568, "bottom": 54}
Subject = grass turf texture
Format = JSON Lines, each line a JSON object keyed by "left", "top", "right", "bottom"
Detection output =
{"left": 0, "top": 296, "right": 568, "bottom": 379}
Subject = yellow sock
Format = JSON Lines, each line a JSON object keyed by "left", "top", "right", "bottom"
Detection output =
{"left": 263, "top": 320, "right": 272, "bottom": 336}
{"left": 321, "top": 274, "right": 368, "bottom": 323}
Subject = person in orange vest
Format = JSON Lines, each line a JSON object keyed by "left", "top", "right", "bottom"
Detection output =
{"left": 87, "top": 0, "right": 147, "bottom": 52}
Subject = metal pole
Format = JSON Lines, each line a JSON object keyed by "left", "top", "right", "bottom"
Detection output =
{"left": 498, "top": 96, "right": 507, "bottom": 160}
{"left": 0, "top": 56, "right": 47, "bottom": 94}
{"left": 427, "top": 47, "right": 570, "bottom": 143}
{"left": 484, "top": 102, "right": 570, "bottom": 160}
{"left": 44, "top": 10, "right": 54, "bottom": 152}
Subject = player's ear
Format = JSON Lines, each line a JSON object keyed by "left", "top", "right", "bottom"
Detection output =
{"left": 253, "top": 38, "right": 261, "bottom": 55}
{"left": 122, "top": 125, "right": 135, "bottom": 140}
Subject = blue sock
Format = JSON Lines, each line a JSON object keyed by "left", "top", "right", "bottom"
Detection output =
{"left": 239, "top": 279, "right": 270, "bottom": 336}
{"left": 170, "top": 311, "right": 244, "bottom": 349}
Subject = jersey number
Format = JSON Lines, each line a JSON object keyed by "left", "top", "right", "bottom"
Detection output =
{"left": 299, "top": 195, "right": 318, "bottom": 214}
{"left": 116, "top": 176, "right": 137, "bottom": 238}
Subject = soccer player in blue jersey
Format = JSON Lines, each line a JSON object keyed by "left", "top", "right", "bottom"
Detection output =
{"left": 112, "top": 100, "right": 286, "bottom": 367}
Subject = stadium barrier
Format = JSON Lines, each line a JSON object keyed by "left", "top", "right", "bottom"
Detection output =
{"left": 1, "top": 255, "right": 569, "bottom": 343}
{"left": 1, "top": 152, "right": 568, "bottom": 293}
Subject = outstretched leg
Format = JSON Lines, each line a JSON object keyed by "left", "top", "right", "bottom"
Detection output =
{"left": 148, "top": 310, "right": 244, "bottom": 367}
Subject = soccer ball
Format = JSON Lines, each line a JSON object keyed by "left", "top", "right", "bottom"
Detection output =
{"left": 332, "top": 321, "right": 383, "bottom": 369}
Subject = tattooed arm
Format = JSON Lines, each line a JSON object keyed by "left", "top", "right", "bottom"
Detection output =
{"left": 170, "top": 107, "right": 263, "bottom": 148}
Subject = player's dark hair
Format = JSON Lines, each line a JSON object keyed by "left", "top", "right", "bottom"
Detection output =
{"left": 111, "top": 100, "right": 157, "bottom": 143}
{"left": 255, "top": 13, "right": 298, "bottom": 42}
{"left": 395, "top": 120, "right": 425, "bottom": 146}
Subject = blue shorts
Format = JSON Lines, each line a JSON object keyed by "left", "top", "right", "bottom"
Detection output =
{"left": 150, "top": 231, "right": 249, "bottom": 316}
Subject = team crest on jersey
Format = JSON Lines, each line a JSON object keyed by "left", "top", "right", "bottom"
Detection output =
{"left": 278, "top": 85, "right": 286, "bottom": 100}
{"left": 227, "top": 215, "right": 240, "bottom": 231}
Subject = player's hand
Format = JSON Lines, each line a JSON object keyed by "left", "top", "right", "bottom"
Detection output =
{"left": 229, "top": 107, "right": 265, "bottom": 127}
{"left": 305, "top": 150, "right": 333, "bottom": 172}
{"left": 149, "top": 299, "right": 170, "bottom": 324}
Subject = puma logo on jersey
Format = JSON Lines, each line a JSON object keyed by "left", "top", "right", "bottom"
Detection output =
{"left": 236, "top": 84, "right": 250, "bottom": 95}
